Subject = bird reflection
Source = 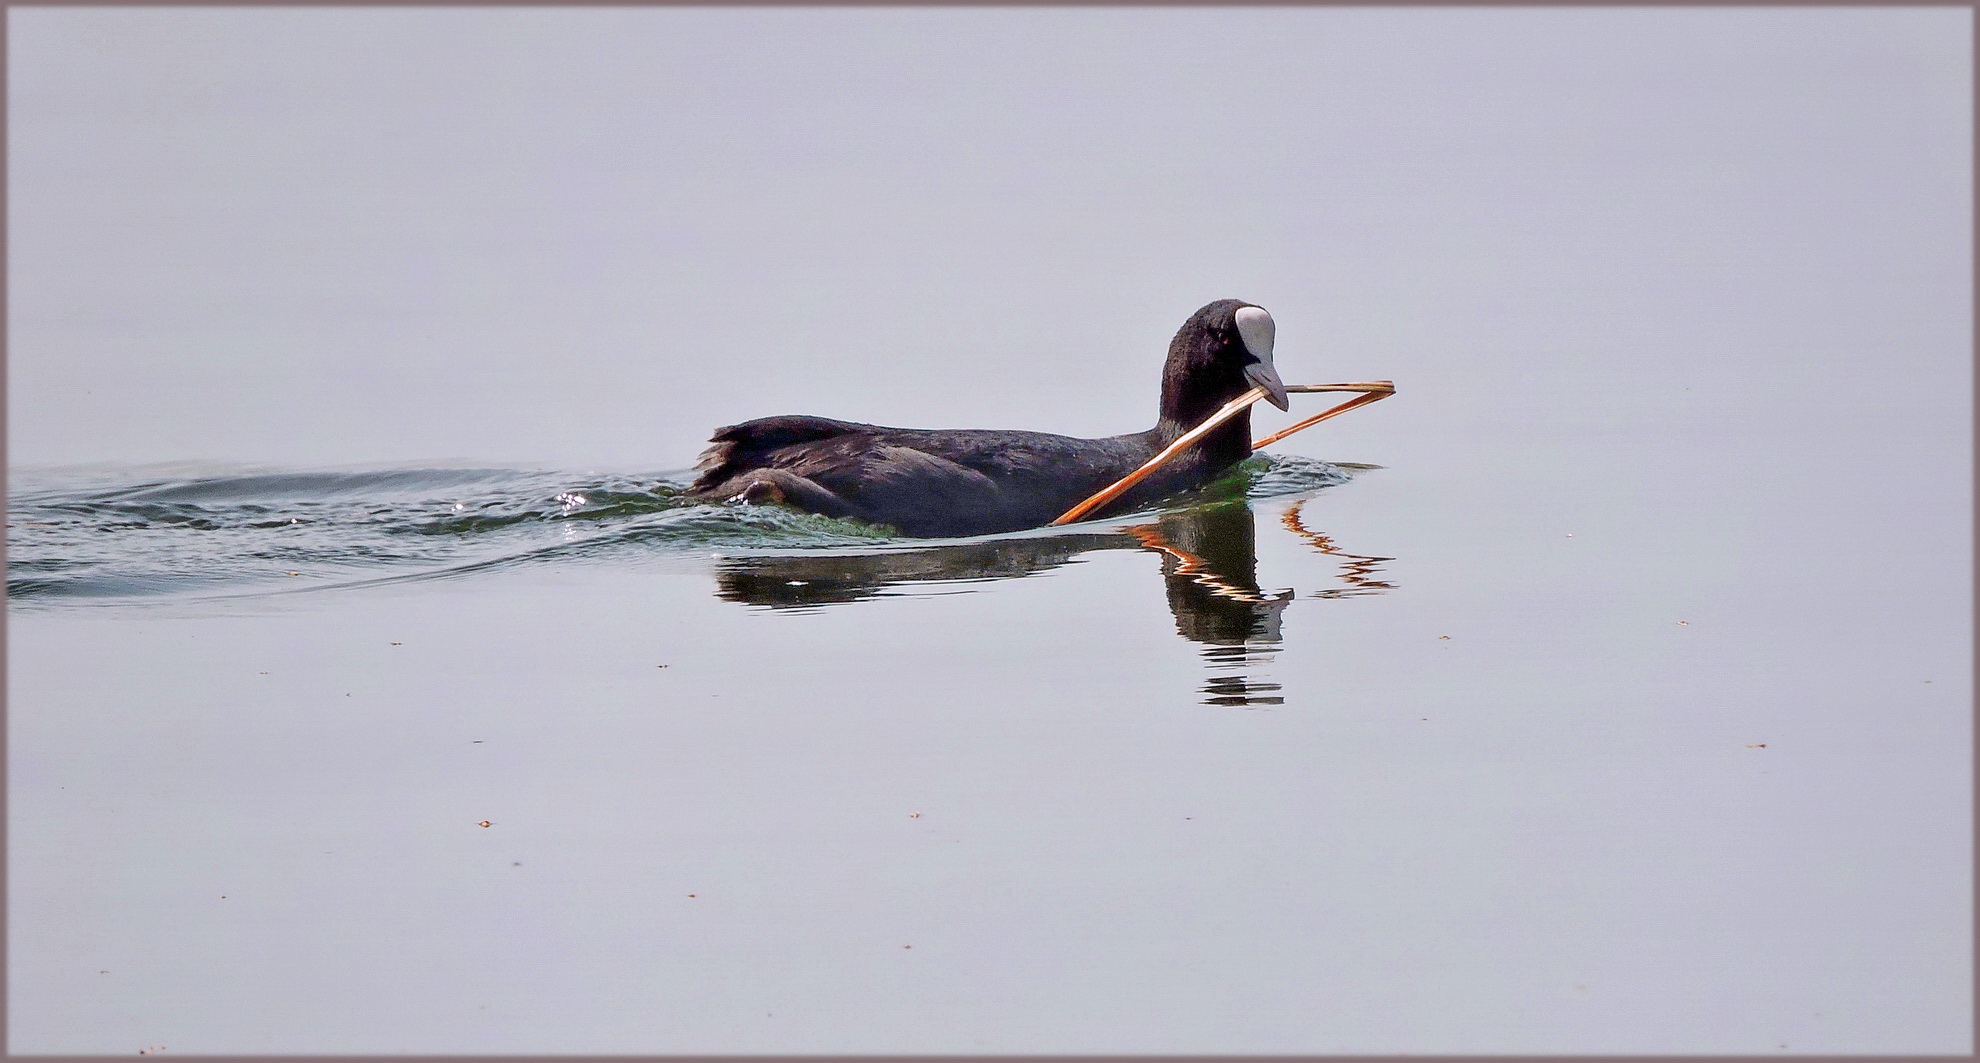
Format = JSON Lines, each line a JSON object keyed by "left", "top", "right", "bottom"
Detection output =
{"left": 1125, "top": 508, "right": 1290, "bottom": 706}
{"left": 708, "top": 529, "right": 1129, "bottom": 609}
{"left": 710, "top": 499, "right": 1391, "bottom": 707}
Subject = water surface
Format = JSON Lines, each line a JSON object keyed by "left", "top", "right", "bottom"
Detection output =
{"left": 11, "top": 430, "right": 1966, "bottom": 1054}
{"left": 11, "top": 457, "right": 1384, "bottom": 711}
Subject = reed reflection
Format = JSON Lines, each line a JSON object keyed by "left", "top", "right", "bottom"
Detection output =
{"left": 710, "top": 499, "right": 1392, "bottom": 707}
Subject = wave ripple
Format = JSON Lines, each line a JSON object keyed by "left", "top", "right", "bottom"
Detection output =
{"left": 9, "top": 456, "right": 1355, "bottom": 604}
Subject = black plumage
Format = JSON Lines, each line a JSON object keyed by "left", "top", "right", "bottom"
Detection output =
{"left": 687, "top": 299, "right": 1290, "bottom": 537}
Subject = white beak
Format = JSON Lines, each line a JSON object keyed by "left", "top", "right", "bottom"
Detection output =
{"left": 1234, "top": 306, "right": 1290, "bottom": 410}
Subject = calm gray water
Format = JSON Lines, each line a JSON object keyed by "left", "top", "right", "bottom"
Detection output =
{"left": 8, "top": 5, "right": 1971, "bottom": 1055}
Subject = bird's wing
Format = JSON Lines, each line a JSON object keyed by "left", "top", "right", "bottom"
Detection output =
{"left": 797, "top": 443, "right": 1005, "bottom": 508}
{"left": 690, "top": 415, "right": 877, "bottom": 493}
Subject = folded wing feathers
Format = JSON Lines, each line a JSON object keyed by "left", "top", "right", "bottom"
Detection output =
{"left": 691, "top": 438, "right": 737, "bottom": 478}
{"left": 690, "top": 415, "right": 872, "bottom": 493}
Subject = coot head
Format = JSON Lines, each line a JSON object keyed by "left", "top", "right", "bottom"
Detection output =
{"left": 1160, "top": 299, "right": 1292, "bottom": 430}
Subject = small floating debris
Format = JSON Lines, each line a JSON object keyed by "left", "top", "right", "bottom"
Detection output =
{"left": 477, "top": 820, "right": 492, "bottom": 828}
{"left": 908, "top": 812, "right": 922, "bottom": 819}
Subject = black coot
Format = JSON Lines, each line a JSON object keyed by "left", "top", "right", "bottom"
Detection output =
{"left": 687, "top": 298, "right": 1291, "bottom": 537}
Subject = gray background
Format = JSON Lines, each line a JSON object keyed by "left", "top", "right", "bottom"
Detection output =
{"left": 8, "top": 6, "right": 1972, "bottom": 1054}
{"left": 11, "top": 7, "right": 1968, "bottom": 475}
